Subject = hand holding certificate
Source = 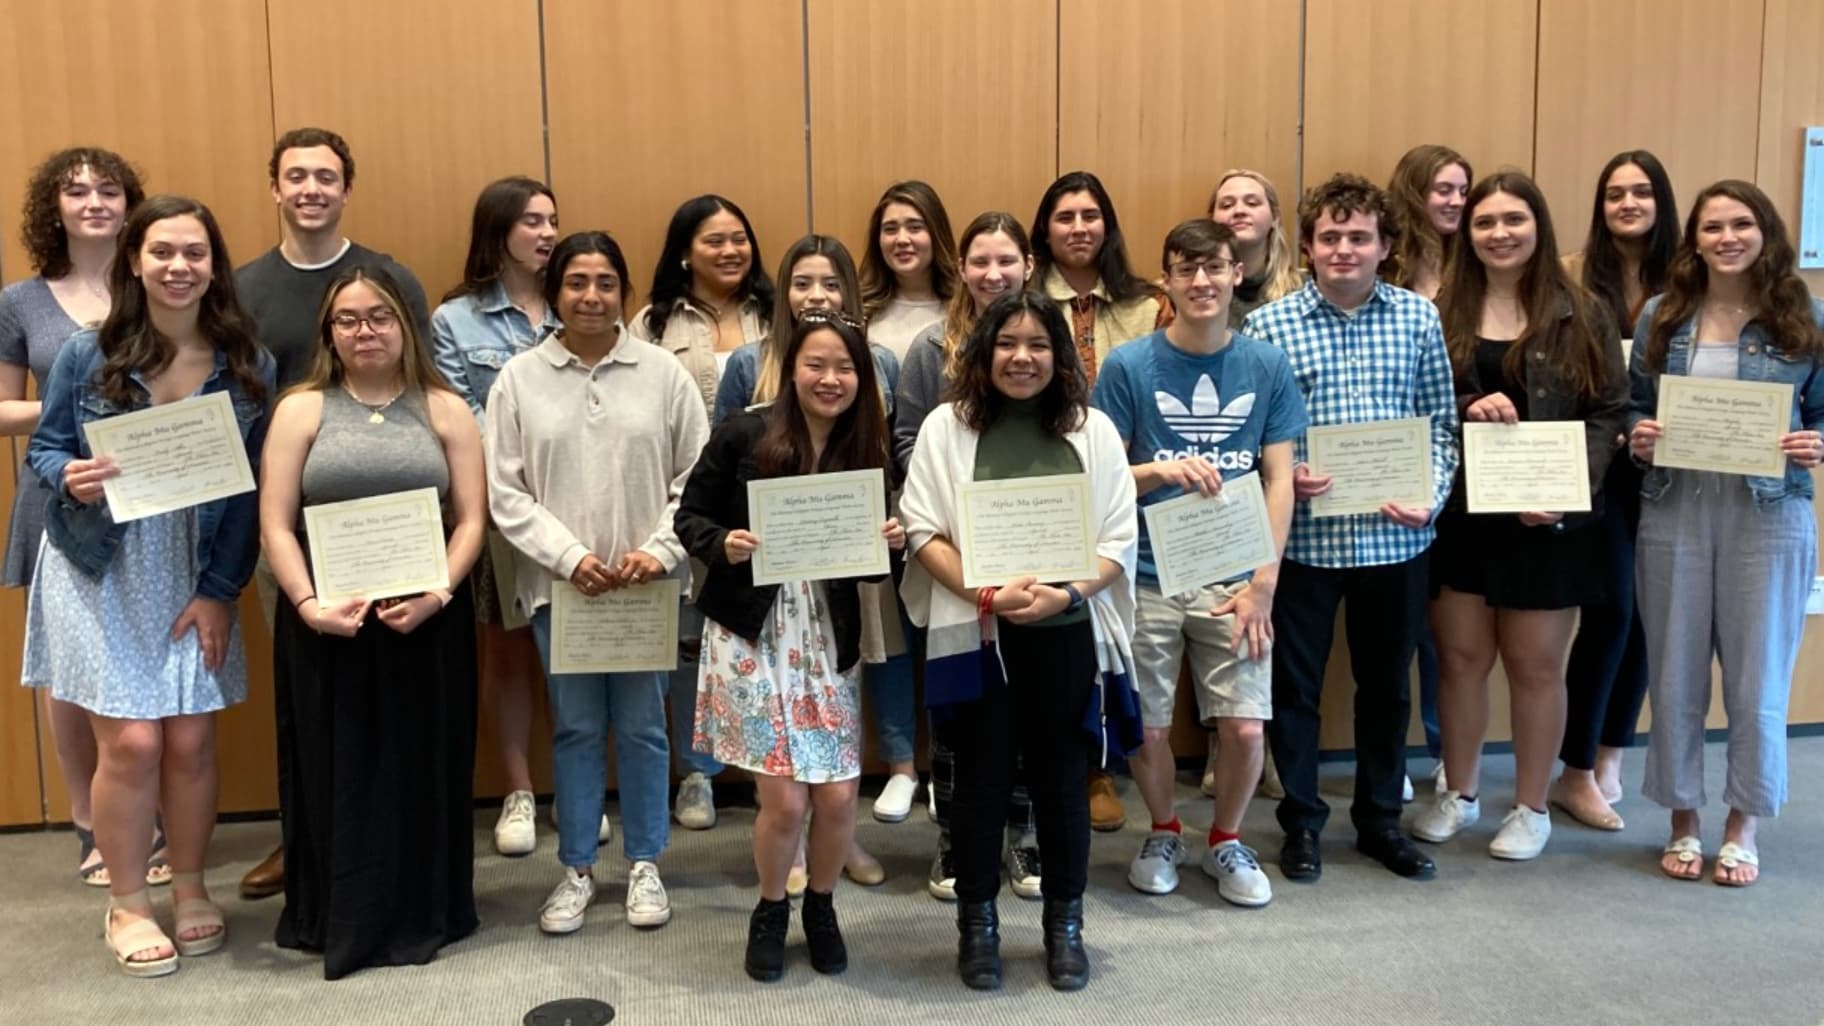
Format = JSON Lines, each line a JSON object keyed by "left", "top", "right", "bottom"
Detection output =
{"left": 550, "top": 579, "right": 680, "bottom": 674}
{"left": 746, "top": 469, "right": 890, "bottom": 586}
{"left": 1144, "top": 472, "right": 1278, "bottom": 595}
{"left": 304, "top": 487, "right": 450, "bottom": 603}
{"left": 957, "top": 474, "right": 1098, "bottom": 588}
{"left": 1653, "top": 376, "right": 1791, "bottom": 477}
{"left": 79, "top": 391, "right": 255, "bottom": 523}
{"left": 1462, "top": 421, "right": 1592, "bottom": 515}
{"left": 1305, "top": 417, "right": 1434, "bottom": 518}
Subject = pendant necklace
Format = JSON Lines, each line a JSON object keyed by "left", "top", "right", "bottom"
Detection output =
{"left": 343, "top": 382, "right": 404, "bottom": 424}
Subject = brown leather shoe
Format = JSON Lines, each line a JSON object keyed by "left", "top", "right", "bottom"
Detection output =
{"left": 1087, "top": 771, "right": 1125, "bottom": 832}
{"left": 240, "top": 844, "right": 285, "bottom": 899}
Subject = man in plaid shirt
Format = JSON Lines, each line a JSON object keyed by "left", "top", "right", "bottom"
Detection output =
{"left": 1240, "top": 173, "right": 1459, "bottom": 883}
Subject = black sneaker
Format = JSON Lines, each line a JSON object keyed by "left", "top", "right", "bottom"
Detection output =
{"left": 744, "top": 897, "right": 790, "bottom": 982}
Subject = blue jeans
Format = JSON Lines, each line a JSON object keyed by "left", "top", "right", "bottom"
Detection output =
{"left": 671, "top": 601, "right": 724, "bottom": 777}
{"left": 866, "top": 653, "right": 918, "bottom": 766}
{"left": 531, "top": 609, "right": 671, "bottom": 869}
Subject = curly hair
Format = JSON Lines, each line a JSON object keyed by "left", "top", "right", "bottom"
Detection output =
{"left": 946, "top": 291, "right": 1087, "bottom": 438}
{"left": 19, "top": 147, "right": 145, "bottom": 278}
{"left": 1298, "top": 172, "right": 1400, "bottom": 250}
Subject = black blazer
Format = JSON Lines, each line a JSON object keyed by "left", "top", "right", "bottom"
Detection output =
{"left": 675, "top": 411, "right": 884, "bottom": 673}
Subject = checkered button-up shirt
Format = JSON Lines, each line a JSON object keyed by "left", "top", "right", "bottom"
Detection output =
{"left": 1241, "top": 279, "right": 1459, "bottom": 569}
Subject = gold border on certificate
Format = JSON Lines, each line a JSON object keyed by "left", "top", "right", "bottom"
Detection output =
{"left": 1306, "top": 416, "right": 1434, "bottom": 518}
{"left": 550, "top": 578, "right": 681, "bottom": 674}
{"left": 958, "top": 473, "right": 1098, "bottom": 588}
{"left": 80, "top": 391, "right": 256, "bottom": 523}
{"left": 746, "top": 468, "right": 889, "bottom": 586}
{"left": 303, "top": 487, "right": 450, "bottom": 603}
{"left": 1143, "top": 471, "right": 1278, "bottom": 596}
{"left": 1463, "top": 421, "right": 1592, "bottom": 514}
{"left": 1655, "top": 375, "right": 1791, "bottom": 478}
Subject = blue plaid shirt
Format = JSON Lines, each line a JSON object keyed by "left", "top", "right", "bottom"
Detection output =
{"left": 1241, "top": 279, "right": 1459, "bottom": 569}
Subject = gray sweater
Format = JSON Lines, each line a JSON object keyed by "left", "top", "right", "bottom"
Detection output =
{"left": 892, "top": 322, "right": 948, "bottom": 484}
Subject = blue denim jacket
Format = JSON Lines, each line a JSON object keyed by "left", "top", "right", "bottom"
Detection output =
{"left": 1627, "top": 295, "right": 1824, "bottom": 504}
{"left": 711, "top": 340, "right": 902, "bottom": 426}
{"left": 430, "top": 281, "right": 561, "bottom": 428}
{"left": 26, "top": 329, "right": 276, "bottom": 601}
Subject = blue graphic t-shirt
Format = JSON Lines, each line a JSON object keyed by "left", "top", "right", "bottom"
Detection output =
{"left": 1091, "top": 328, "right": 1308, "bottom": 585}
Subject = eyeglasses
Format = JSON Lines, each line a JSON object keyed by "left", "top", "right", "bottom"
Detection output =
{"left": 1166, "top": 258, "right": 1235, "bottom": 282}
{"left": 798, "top": 308, "right": 866, "bottom": 331}
{"left": 329, "top": 309, "right": 399, "bottom": 335}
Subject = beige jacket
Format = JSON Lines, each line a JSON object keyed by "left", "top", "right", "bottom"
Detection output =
{"left": 628, "top": 297, "right": 769, "bottom": 417}
{"left": 1040, "top": 266, "right": 1162, "bottom": 371}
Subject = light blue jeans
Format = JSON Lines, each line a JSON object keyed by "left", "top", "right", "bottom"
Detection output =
{"left": 531, "top": 609, "right": 671, "bottom": 869}
{"left": 866, "top": 652, "right": 918, "bottom": 766}
{"left": 671, "top": 601, "right": 724, "bottom": 777}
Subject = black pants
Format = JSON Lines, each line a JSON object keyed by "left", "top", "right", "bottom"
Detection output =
{"left": 1268, "top": 555, "right": 1427, "bottom": 837}
{"left": 940, "top": 618, "right": 1095, "bottom": 903}
{"left": 1561, "top": 459, "right": 1649, "bottom": 769}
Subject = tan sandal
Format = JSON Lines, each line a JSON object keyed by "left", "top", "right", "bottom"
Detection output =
{"left": 844, "top": 845, "right": 886, "bottom": 886}
{"left": 105, "top": 895, "right": 178, "bottom": 978}
{"left": 1713, "top": 842, "right": 1760, "bottom": 887}
{"left": 170, "top": 872, "right": 226, "bottom": 956}
{"left": 1660, "top": 835, "right": 1703, "bottom": 881}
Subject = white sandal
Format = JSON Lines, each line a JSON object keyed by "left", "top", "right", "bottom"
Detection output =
{"left": 105, "top": 896, "right": 178, "bottom": 978}
{"left": 1660, "top": 836, "right": 1703, "bottom": 881}
{"left": 1713, "top": 841, "right": 1760, "bottom": 887}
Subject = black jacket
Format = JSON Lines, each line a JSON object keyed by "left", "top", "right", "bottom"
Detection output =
{"left": 675, "top": 412, "right": 883, "bottom": 673}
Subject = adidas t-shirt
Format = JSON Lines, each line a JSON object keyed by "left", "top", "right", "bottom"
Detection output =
{"left": 1091, "top": 329, "right": 1307, "bottom": 585}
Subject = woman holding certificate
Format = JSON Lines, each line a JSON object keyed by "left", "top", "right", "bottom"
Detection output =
{"left": 676, "top": 309, "right": 902, "bottom": 982}
{"left": 1628, "top": 180, "right": 1824, "bottom": 887}
{"left": 24, "top": 195, "right": 274, "bottom": 976}
{"left": 260, "top": 266, "right": 485, "bottom": 978}
{"left": 899, "top": 291, "right": 1138, "bottom": 992}
{"left": 1412, "top": 173, "right": 1626, "bottom": 862}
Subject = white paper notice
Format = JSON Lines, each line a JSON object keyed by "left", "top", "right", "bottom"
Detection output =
{"left": 1143, "top": 472, "right": 1278, "bottom": 595}
{"left": 746, "top": 469, "right": 889, "bottom": 586}
{"left": 550, "top": 578, "right": 681, "bottom": 674}
{"left": 1655, "top": 376, "right": 1791, "bottom": 478}
{"left": 80, "top": 391, "right": 255, "bottom": 523}
{"left": 1462, "top": 421, "right": 1592, "bottom": 514}
{"left": 303, "top": 487, "right": 450, "bottom": 603}
{"left": 1306, "top": 417, "right": 1435, "bottom": 518}
{"left": 957, "top": 474, "right": 1098, "bottom": 588}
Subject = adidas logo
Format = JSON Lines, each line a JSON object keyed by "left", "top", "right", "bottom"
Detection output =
{"left": 1156, "top": 375, "right": 1254, "bottom": 445}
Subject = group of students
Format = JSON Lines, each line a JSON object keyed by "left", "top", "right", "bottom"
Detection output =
{"left": 2, "top": 129, "right": 1820, "bottom": 991}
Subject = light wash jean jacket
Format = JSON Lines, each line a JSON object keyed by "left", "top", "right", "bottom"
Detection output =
{"left": 431, "top": 280, "right": 561, "bottom": 429}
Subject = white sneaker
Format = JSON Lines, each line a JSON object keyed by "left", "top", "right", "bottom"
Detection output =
{"left": 1202, "top": 840, "right": 1273, "bottom": 907}
{"left": 1410, "top": 791, "right": 1480, "bottom": 843}
{"left": 872, "top": 773, "right": 919, "bottom": 823}
{"left": 494, "top": 790, "right": 536, "bottom": 856}
{"left": 1433, "top": 762, "right": 1449, "bottom": 794}
{"left": 539, "top": 866, "right": 594, "bottom": 934}
{"left": 927, "top": 846, "right": 957, "bottom": 901}
{"left": 625, "top": 860, "right": 672, "bottom": 927}
{"left": 1005, "top": 836, "right": 1042, "bottom": 899}
{"left": 1127, "top": 830, "right": 1188, "bottom": 895}
{"left": 1489, "top": 806, "right": 1552, "bottom": 861}
{"left": 673, "top": 773, "right": 716, "bottom": 830}
{"left": 1402, "top": 774, "right": 1415, "bottom": 803}
{"left": 550, "top": 802, "right": 613, "bottom": 847}
{"left": 927, "top": 782, "right": 939, "bottom": 820}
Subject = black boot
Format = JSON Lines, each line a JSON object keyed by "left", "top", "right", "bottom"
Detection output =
{"left": 744, "top": 897, "right": 790, "bottom": 982}
{"left": 801, "top": 889, "right": 847, "bottom": 975}
{"left": 956, "top": 900, "right": 1001, "bottom": 990}
{"left": 1041, "top": 897, "right": 1089, "bottom": 991}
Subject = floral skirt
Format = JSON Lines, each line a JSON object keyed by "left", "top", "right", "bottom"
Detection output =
{"left": 694, "top": 581, "right": 860, "bottom": 783}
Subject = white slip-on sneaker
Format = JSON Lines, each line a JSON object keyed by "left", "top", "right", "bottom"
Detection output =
{"left": 872, "top": 773, "right": 919, "bottom": 823}
{"left": 1402, "top": 774, "right": 1415, "bottom": 803}
{"left": 494, "top": 790, "right": 537, "bottom": 856}
{"left": 625, "top": 860, "right": 672, "bottom": 927}
{"left": 1489, "top": 806, "right": 1552, "bottom": 861}
{"left": 1202, "top": 840, "right": 1273, "bottom": 907}
{"left": 1410, "top": 791, "right": 1481, "bottom": 843}
{"left": 1127, "top": 830, "right": 1188, "bottom": 895}
{"left": 538, "top": 866, "right": 594, "bottom": 934}
{"left": 673, "top": 773, "right": 716, "bottom": 830}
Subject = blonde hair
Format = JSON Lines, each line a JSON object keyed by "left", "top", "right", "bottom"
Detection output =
{"left": 285, "top": 267, "right": 448, "bottom": 402}
{"left": 940, "top": 212, "right": 1032, "bottom": 380}
{"left": 1208, "top": 169, "right": 1302, "bottom": 303}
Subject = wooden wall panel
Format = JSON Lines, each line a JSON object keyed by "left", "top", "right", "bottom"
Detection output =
{"left": 265, "top": 0, "right": 547, "bottom": 303}
{"left": 546, "top": 0, "right": 810, "bottom": 305}
{"left": 1757, "top": 0, "right": 1824, "bottom": 294}
{"left": 1302, "top": 0, "right": 1536, "bottom": 196}
{"left": 1058, "top": 0, "right": 1302, "bottom": 281}
{"left": 1533, "top": 0, "right": 1764, "bottom": 254}
{"left": 806, "top": 0, "right": 1056, "bottom": 262}
{"left": 0, "top": 435, "right": 39, "bottom": 826}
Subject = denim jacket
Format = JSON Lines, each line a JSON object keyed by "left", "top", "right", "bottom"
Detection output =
{"left": 431, "top": 281, "right": 561, "bottom": 429}
{"left": 1627, "top": 295, "right": 1824, "bottom": 504}
{"left": 26, "top": 329, "right": 276, "bottom": 601}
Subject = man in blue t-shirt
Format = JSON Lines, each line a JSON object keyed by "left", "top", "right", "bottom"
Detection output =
{"left": 1091, "top": 219, "right": 1305, "bottom": 906}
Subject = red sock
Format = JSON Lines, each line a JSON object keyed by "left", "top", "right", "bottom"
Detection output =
{"left": 1209, "top": 826, "right": 1241, "bottom": 847}
{"left": 1151, "top": 816, "right": 1182, "bottom": 835}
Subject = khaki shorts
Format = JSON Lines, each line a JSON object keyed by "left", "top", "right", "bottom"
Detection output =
{"left": 1132, "top": 580, "right": 1273, "bottom": 729}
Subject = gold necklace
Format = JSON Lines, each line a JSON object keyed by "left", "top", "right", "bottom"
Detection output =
{"left": 342, "top": 382, "right": 404, "bottom": 424}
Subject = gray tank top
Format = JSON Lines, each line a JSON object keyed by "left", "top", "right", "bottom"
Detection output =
{"left": 301, "top": 386, "right": 451, "bottom": 505}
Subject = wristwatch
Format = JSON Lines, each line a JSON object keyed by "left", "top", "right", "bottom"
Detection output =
{"left": 1063, "top": 583, "right": 1085, "bottom": 613}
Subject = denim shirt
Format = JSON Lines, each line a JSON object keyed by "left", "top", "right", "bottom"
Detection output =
{"left": 431, "top": 281, "right": 561, "bottom": 429}
{"left": 711, "top": 340, "right": 902, "bottom": 427}
{"left": 26, "top": 329, "right": 276, "bottom": 601}
{"left": 1627, "top": 295, "right": 1824, "bottom": 504}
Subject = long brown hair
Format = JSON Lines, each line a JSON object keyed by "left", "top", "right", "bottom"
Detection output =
{"left": 754, "top": 311, "right": 890, "bottom": 478}
{"left": 287, "top": 266, "right": 452, "bottom": 401}
{"left": 1386, "top": 144, "right": 1471, "bottom": 290}
{"left": 859, "top": 180, "right": 959, "bottom": 319}
{"left": 443, "top": 176, "right": 555, "bottom": 303}
{"left": 947, "top": 291, "right": 1087, "bottom": 438}
{"left": 755, "top": 235, "right": 864, "bottom": 406}
{"left": 96, "top": 195, "right": 266, "bottom": 407}
{"left": 1437, "top": 173, "right": 1608, "bottom": 400}
{"left": 941, "top": 212, "right": 1032, "bottom": 378}
{"left": 1643, "top": 179, "right": 1822, "bottom": 371}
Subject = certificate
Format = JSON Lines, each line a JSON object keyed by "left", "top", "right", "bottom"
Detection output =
{"left": 80, "top": 391, "right": 255, "bottom": 523}
{"left": 1306, "top": 416, "right": 1435, "bottom": 517}
{"left": 1462, "top": 421, "right": 1592, "bottom": 514}
{"left": 1655, "top": 376, "right": 1792, "bottom": 477}
{"left": 747, "top": 469, "right": 889, "bottom": 586}
{"left": 550, "top": 578, "right": 681, "bottom": 674}
{"left": 958, "top": 474, "right": 1098, "bottom": 588}
{"left": 303, "top": 487, "right": 450, "bottom": 603}
{"left": 1143, "top": 472, "right": 1278, "bottom": 595}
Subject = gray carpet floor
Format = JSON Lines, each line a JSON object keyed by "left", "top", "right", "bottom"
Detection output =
{"left": 6, "top": 739, "right": 1823, "bottom": 1026}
